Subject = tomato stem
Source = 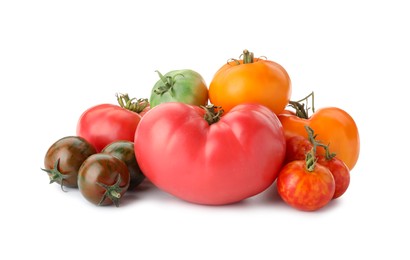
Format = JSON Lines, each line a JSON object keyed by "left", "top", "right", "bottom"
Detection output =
{"left": 96, "top": 174, "right": 123, "bottom": 207}
{"left": 41, "top": 158, "right": 70, "bottom": 192}
{"left": 153, "top": 70, "right": 184, "bottom": 96}
{"left": 304, "top": 125, "right": 337, "bottom": 160}
{"left": 242, "top": 49, "right": 254, "bottom": 64}
{"left": 201, "top": 104, "right": 224, "bottom": 125}
{"left": 288, "top": 92, "right": 315, "bottom": 119}
{"left": 116, "top": 93, "right": 149, "bottom": 113}
{"left": 305, "top": 149, "right": 317, "bottom": 172}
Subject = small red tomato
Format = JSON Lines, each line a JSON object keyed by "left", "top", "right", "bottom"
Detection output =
{"left": 76, "top": 94, "right": 148, "bottom": 152}
{"left": 284, "top": 135, "right": 313, "bottom": 164}
{"left": 78, "top": 154, "right": 130, "bottom": 207}
{"left": 277, "top": 155, "right": 335, "bottom": 211}
{"left": 317, "top": 156, "right": 350, "bottom": 199}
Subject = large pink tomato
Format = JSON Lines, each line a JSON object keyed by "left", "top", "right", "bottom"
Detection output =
{"left": 134, "top": 102, "right": 286, "bottom": 205}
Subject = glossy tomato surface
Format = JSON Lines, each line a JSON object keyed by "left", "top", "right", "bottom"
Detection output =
{"left": 102, "top": 140, "right": 145, "bottom": 191}
{"left": 278, "top": 107, "right": 360, "bottom": 170}
{"left": 317, "top": 156, "right": 350, "bottom": 199}
{"left": 78, "top": 153, "right": 130, "bottom": 207}
{"left": 43, "top": 136, "right": 97, "bottom": 189}
{"left": 277, "top": 160, "right": 335, "bottom": 211}
{"left": 284, "top": 135, "right": 313, "bottom": 164}
{"left": 209, "top": 50, "right": 291, "bottom": 114}
{"left": 149, "top": 69, "right": 208, "bottom": 108}
{"left": 76, "top": 104, "right": 142, "bottom": 152}
{"left": 134, "top": 102, "right": 286, "bottom": 205}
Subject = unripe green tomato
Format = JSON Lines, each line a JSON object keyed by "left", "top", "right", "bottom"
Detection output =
{"left": 149, "top": 69, "right": 208, "bottom": 108}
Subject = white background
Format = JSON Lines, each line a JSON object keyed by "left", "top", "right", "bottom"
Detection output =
{"left": 1, "top": 0, "right": 409, "bottom": 259}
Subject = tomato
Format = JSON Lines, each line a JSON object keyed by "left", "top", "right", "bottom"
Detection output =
{"left": 284, "top": 135, "right": 312, "bottom": 164}
{"left": 279, "top": 106, "right": 360, "bottom": 170}
{"left": 209, "top": 49, "right": 291, "bottom": 114}
{"left": 317, "top": 155, "right": 350, "bottom": 199}
{"left": 134, "top": 102, "right": 286, "bottom": 205}
{"left": 149, "top": 69, "right": 208, "bottom": 108}
{"left": 102, "top": 141, "right": 145, "bottom": 191}
{"left": 277, "top": 153, "right": 335, "bottom": 211}
{"left": 76, "top": 94, "right": 148, "bottom": 152}
{"left": 42, "top": 136, "right": 96, "bottom": 190}
{"left": 78, "top": 153, "right": 130, "bottom": 207}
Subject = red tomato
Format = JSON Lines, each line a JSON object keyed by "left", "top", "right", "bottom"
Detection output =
{"left": 284, "top": 135, "right": 312, "bottom": 164}
{"left": 77, "top": 94, "right": 148, "bottom": 152}
{"left": 77, "top": 104, "right": 142, "bottom": 152}
{"left": 317, "top": 156, "right": 350, "bottom": 199}
{"left": 134, "top": 102, "right": 286, "bottom": 205}
{"left": 277, "top": 159, "right": 335, "bottom": 211}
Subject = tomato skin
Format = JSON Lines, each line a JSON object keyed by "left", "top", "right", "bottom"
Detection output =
{"left": 209, "top": 55, "right": 291, "bottom": 114}
{"left": 317, "top": 156, "right": 350, "bottom": 199}
{"left": 134, "top": 102, "right": 286, "bottom": 205}
{"left": 278, "top": 107, "right": 360, "bottom": 170}
{"left": 149, "top": 69, "right": 208, "bottom": 108}
{"left": 284, "top": 135, "right": 313, "bottom": 164}
{"left": 277, "top": 160, "right": 335, "bottom": 211}
{"left": 102, "top": 141, "right": 145, "bottom": 191}
{"left": 76, "top": 104, "right": 142, "bottom": 152}
{"left": 78, "top": 154, "right": 130, "bottom": 206}
{"left": 43, "top": 136, "right": 97, "bottom": 188}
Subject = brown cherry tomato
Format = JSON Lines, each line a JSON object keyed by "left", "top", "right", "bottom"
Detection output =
{"left": 42, "top": 136, "right": 97, "bottom": 190}
{"left": 102, "top": 141, "right": 145, "bottom": 191}
{"left": 78, "top": 154, "right": 130, "bottom": 207}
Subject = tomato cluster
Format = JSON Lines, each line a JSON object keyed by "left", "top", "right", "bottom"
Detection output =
{"left": 42, "top": 137, "right": 143, "bottom": 207}
{"left": 41, "top": 49, "right": 359, "bottom": 210}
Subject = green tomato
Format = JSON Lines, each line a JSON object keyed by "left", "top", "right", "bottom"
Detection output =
{"left": 149, "top": 69, "right": 208, "bottom": 108}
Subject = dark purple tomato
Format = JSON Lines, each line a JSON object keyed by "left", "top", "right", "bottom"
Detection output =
{"left": 78, "top": 153, "right": 130, "bottom": 207}
{"left": 42, "top": 136, "right": 97, "bottom": 190}
{"left": 102, "top": 141, "right": 145, "bottom": 191}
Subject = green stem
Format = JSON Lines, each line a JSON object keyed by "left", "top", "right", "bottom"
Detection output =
{"left": 97, "top": 174, "right": 123, "bottom": 207}
{"left": 116, "top": 93, "right": 149, "bottom": 113}
{"left": 305, "top": 149, "right": 317, "bottom": 172}
{"left": 242, "top": 49, "right": 254, "bottom": 64}
{"left": 202, "top": 104, "right": 224, "bottom": 125}
{"left": 41, "top": 158, "right": 70, "bottom": 192}
{"left": 304, "top": 125, "right": 336, "bottom": 160}
{"left": 153, "top": 70, "right": 184, "bottom": 96}
{"left": 288, "top": 91, "right": 315, "bottom": 119}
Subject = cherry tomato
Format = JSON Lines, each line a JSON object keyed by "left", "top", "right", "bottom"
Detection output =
{"left": 78, "top": 154, "right": 130, "bottom": 207}
{"left": 284, "top": 135, "right": 312, "bottom": 164}
{"left": 150, "top": 69, "right": 208, "bottom": 108}
{"left": 76, "top": 94, "right": 147, "bottom": 152}
{"left": 102, "top": 141, "right": 145, "bottom": 191}
{"left": 134, "top": 102, "right": 286, "bottom": 205}
{"left": 42, "top": 136, "right": 96, "bottom": 189}
{"left": 209, "top": 49, "right": 291, "bottom": 114}
{"left": 317, "top": 156, "right": 350, "bottom": 199}
{"left": 279, "top": 106, "right": 360, "bottom": 170}
{"left": 277, "top": 155, "right": 335, "bottom": 211}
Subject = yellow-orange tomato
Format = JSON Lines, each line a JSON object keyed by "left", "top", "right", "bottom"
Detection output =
{"left": 278, "top": 107, "right": 360, "bottom": 170}
{"left": 209, "top": 50, "right": 292, "bottom": 114}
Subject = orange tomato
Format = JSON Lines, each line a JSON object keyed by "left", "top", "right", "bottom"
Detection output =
{"left": 209, "top": 50, "right": 292, "bottom": 114}
{"left": 278, "top": 107, "right": 360, "bottom": 170}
